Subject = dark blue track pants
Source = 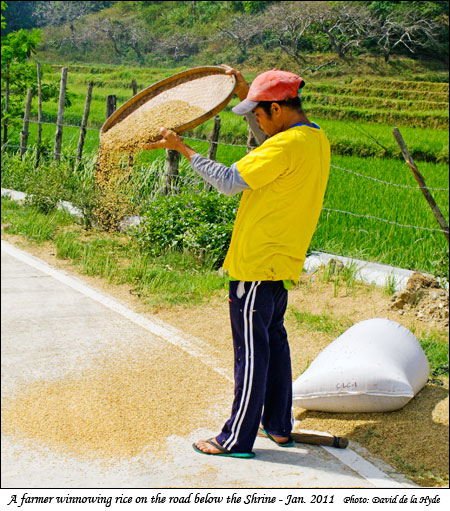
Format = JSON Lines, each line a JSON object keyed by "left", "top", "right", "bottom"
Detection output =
{"left": 216, "top": 280, "right": 293, "bottom": 453}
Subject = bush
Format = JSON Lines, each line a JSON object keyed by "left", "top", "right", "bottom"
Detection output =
{"left": 22, "top": 157, "right": 75, "bottom": 214}
{"left": 134, "top": 188, "right": 240, "bottom": 266}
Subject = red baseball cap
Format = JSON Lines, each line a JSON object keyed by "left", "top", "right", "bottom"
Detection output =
{"left": 232, "top": 69, "right": 305, "bottom": 115}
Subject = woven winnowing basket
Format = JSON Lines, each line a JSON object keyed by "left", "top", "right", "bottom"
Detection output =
{"left": 100, "top": 66, "right": 236, "bottom": 139}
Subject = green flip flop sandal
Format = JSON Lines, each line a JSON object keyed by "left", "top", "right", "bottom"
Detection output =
{"left": 193, "top": 438, "right": 255, "bottom": 458}
{"left": 259, "top": 428, "right": 295, "bottom": 448}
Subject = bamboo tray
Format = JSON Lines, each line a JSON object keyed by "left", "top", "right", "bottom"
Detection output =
{"left": 100, "top": 66, "right": 236, "bottom": 139}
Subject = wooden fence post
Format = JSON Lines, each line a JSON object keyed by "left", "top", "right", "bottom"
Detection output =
{"left": 76, "top": 81, "right": 94, "bottom": 167}
{"left": 106, "top": 95, "right": 117, "bottom": 119}
{"left": 207, "top": 115, "right": 221, "bottom": 161}
{"left": 393, "top": 127, "right": 449, "bottom": 244}
{"left": 36, "top": 63, "right": 43, "bottom": 166}
{"left": 131, "top": 78, "right": 138, "bottom": 96}
{"left": 54, "top": 66, "right": 68, "bottom": 162}
{"left": 247, "top": 125, "right": 257, "bottom": 153}
{"left": 20, "top": 88, "right": 33, "bottom": 159}
{"left": 164, "top": 149, "right": 180, "bottom": 194}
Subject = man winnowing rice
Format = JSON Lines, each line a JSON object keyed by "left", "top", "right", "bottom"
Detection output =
{"left": 144, "top": 65, "right": 331, "bottom": 458}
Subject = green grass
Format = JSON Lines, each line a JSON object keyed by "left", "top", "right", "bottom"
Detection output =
{"left": 305, "top": 104, "right": 448, "bottom": 130}
{"left": 288, "top": 308, "right": 353, "bottom": 336}
{"left": 1, "top": 197, "right": 74, "bottom": 242}
{"left": 6, "top": 63, "right": 448, "bottom": 166}
{"left": 311, "top": 83, "right": 449, "bottom": 102}
{"left": 55, "top": 232, "right": 228, "bottom": 305}
{"left": 305, "top": 93, "right": 448, "bottom": 112}
{"left": 418, "top": 331, "right": 449, "bottom": 376}
{"left": 350, "top": 78, "right": 449, "bottom": 93}
{"left": 2, "top": 63, "right": 449, "bottom": 275}
{"left": 1, "top": 197, "right": 228, "bottom": 306}
{"left": 2, "top": 142, "right": 448, "bottom": 275}
{"left": 310, "top": 153, "right": 449, "bottom": 274}
{"left": 6, "top": 62, "right": 449, "bottom": 160}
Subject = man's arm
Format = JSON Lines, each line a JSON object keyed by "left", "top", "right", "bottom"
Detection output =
{"left": 245, "top": 111, "right": 268, "bottom": 146}
{"left": 220, "top": 64, "right": 267, "bottom": 146}
{"left": 141, "top": 65, "right": 257, "bottom": 195}
{"left": 142, "top": 128, "right": 249, "bottom": 196}
{"left": 190, "top": 154, "right": 249, "bottom": 196}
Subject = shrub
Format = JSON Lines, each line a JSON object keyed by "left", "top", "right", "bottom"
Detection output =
{"left": 134, "top": 188, "right": 240, "bottom": 266}
{"left": 23, "top": 158, "right": 74, "bottom": 214}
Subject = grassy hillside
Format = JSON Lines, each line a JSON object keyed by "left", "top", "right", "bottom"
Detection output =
{"left": 28, "top": 1, "right": 448, "bottom": 71}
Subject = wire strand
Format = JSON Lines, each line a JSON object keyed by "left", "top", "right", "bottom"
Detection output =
{"left": 7, "top": 117, "right": 449, "bottom": 192}
{"left": 322, "top": 208, "right": 447, "bottom": 233}
{"left": 3, "top": 143, "right": 447, "bottom": 235}
{"left": 330, "top": 164, "right": 449, "bottom": 191}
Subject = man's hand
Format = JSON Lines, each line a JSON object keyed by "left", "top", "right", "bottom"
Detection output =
{"left": 221, "top": 64, "right": 249, "bottom": 101}
{"left": 142, "top": 127, "right": 183, "bottom": 151}
{"left": 142, "top": 127, "right": 196, "bottom": 162}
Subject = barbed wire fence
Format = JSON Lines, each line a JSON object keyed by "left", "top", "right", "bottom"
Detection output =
{"left": 2, "top": 115, "right": 449, "bottom": 237}
{"left": 2, "top": 59, "right": 449, "bottom": 281}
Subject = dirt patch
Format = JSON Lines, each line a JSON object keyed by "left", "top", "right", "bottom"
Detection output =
{"left": 294, "top": 383, "right": 448, "bottom": 487}
{"left": 391, "top": 272, "right": 449, "bottom": 330}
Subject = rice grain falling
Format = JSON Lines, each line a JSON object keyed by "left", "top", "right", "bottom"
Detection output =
{"left": 1, "top": 346, "right": 229, "bottom": 460}
{"left": 95, "top": 100, "right": 205, "bottom": 231}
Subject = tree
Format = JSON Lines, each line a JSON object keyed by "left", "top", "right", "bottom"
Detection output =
{"left": 153, "top": 33, "right": 200, "bottom": 63}
{"left": 33, "top": 1, "right": 113, "bottom": 29}
{"left": 364, "top": 2, "right": 447, "bottom": 61}
{"left": 219, "top": 14, "right": 263, "bottom": 62}
{"left": 311, "top": 2, "right": 372, "bottom": 59}
{"left": 1, "top": 2, "right": 42, "bottom": 144}
{"left": 375, "top": 16, "right": 441, "bottom": 62}
{"left": 80, "top": 16, "right": 148, "bottom": 63}
{"left": 2, "top": 0, "right": 39, "bottom": 34}
{"left": 262, "top": 2, "right": 315, "bottom": 66}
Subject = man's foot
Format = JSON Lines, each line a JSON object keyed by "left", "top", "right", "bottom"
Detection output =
{"left": 259, "top": 427, "right": 295, "bottom": 447}
{"left": 194, "top": 437, "right": 223, "bottom": 454}
{"left": 192, "top": 438, "right": 256, "bottom": 458}
{"left": 269, "top": 434, "right": 290, "bottom": 444}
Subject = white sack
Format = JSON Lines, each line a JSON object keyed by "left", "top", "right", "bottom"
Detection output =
{"left": 292, "top": 318, "right": 429, "bottom": 412}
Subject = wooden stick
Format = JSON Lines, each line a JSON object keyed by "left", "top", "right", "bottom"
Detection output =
{"left": 20, "top": 88, "right": 33, "bottom": 159}
{"left": 106, "top": 94, "right": 117, "bottom": 120}
{"left": 54, "top": 67, "right": 68, "bottom": 162}
{"left": 393, "top": 127, "right": 449, "bottom": 244}
{"left": 247, "top": 125, "right": 257, "bottom": 154}
{"left": 36, "top": 63, "right": 43, "bottom": 166}
{"left": 291, "top": 429, "right": 349, "bottom": 449}
{"left": 76, "top": 81, "right": 94, "bottom": 166}
{"left": 207, "top": 114, "right": 221, "bottom": 161}
{"left": 3, "top": 66, "right": 10, "bottom": 146}
{"left": 131, "top": 78, "right": 138, "bottom": 96}
{"left": 258, "top": 428, "right": 348, "bottom": 448}
{"left": 164, "top": 149, "right": 180, "bottom": 194}
{"left": 36, "top": 63, "right": 43, "bottom": 148}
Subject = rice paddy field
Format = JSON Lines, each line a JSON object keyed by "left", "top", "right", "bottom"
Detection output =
{"left": 3, "top": 63, "right": 449, "bottom": 275}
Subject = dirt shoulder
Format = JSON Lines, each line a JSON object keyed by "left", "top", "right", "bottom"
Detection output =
{"left": 2, "top": 232, "right": 448, "bottom": 487}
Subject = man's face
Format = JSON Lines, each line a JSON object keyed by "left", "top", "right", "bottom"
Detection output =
{"left": 253, "top": 105, "right": 282, "bottom": 137}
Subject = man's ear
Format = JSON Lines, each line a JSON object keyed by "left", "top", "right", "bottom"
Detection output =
{"left": 270, "top": 102, "right": 282, "bottom": 116}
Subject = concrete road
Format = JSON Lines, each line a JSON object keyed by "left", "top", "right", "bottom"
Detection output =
{"left": 1, "top": 240, "right": 416, "bottom": 489}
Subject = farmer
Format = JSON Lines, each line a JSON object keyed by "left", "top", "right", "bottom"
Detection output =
{"left": 144, "top": 65, "right": 330, "bottom": 457}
